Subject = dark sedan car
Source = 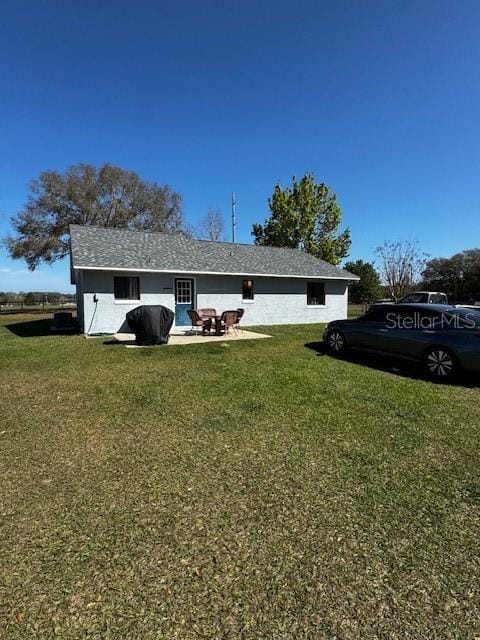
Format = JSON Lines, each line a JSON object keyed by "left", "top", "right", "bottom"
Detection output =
{"left": 323, "top": 304, "right": 480, "bottom": 379}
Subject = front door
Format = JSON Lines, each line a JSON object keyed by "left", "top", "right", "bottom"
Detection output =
{"left": 175, "top": 278, "right": 194, "bottom": 326}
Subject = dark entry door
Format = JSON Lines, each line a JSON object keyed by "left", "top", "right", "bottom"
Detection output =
{"left": 175, "top": 278, "right": 194, "bottom": 326}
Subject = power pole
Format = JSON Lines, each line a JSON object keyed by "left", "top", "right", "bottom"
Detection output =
{"left": 231, "top": 192, "right": 237, "bottom": 243}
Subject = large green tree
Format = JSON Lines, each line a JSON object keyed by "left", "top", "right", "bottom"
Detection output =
{"left": 421, "top": 249, "right": 480, "bottom": 303}
{"left": 5, "top": 163, "right": 184, "bottom": 270}
{"left": 344, "top": 259, "right": 382, "bottom": 304}
{"left": 252, "top": 173, "right": 351, "bottom": 265}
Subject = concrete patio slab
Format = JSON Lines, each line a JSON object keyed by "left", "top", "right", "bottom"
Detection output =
{"left": 112, "top": 329, "right": 271, "bottom": 347}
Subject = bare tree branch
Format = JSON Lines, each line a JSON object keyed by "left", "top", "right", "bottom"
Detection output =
{"left": 375, "top": 240, "right": 427, "bottom": 301}
{"left": 195, "top": 208, "right": 225, "bottom": 241}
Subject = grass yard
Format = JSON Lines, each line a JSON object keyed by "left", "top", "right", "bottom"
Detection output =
{"left": 1, "top": 313, "right": 480, "bottom": 639}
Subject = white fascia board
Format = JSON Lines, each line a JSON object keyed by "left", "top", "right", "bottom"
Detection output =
{"left": 73, "top": 265, "right": 360, "bottom": 280}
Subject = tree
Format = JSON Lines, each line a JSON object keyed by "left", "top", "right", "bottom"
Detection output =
{"left": 374, "top": 240, "right": 427, "bottom": 301}
{"left": 46, "top": 292, "right": 61, "bottom": 305}
{"left": 344, "top": 260, "right": 382, "bottom": 304}
{"left": 5, "top": 163, "right": 184, "bottom": 270}
{"left": 24, "top": 292, "right": 42, "bottom": 306}
{"left": 421, "top": 248, "right": 480, "bottom": 303}
{"left": 196, "top": 208, "right": 225, "bottom": 241}
{"left": 252, "top": 173, "right": 351, "bottom": 265}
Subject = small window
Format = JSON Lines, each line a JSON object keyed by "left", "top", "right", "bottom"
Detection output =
{"left": 114, "top": 276, "right": 140, "bottom": 300}
{"left": 307, "top": 282, "right": 325, "bottom": 306}
{"left": 400, "top": 293, "right": 428, "bottom": 303}
{"left": 175, "top": 279, "right": 192, "bottom": 304}
{"left": 362, "top": 308, "right": 390, "bottom": 323}
{"left": 242, "top": 279, "right": 254, "bottom": 300}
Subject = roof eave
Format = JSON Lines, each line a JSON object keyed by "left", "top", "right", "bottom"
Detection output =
{"left": 72, "top": 264, "right": 360, "bottom": 280}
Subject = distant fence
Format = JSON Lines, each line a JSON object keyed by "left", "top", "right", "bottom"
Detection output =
{"left": 347, "top": 303, "right": 368, "bottom": 318}
{"left": 0, "top": 301, "right": 77, "bottom": 314}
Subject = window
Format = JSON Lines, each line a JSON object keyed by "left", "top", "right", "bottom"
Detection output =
{"left": 401, "top": 308, "right": 441, "bottom": 323}
{"left": 361, "top": 308, "right": 390, "bottom": 323}
{"left": 399, "top": 293, "right": 428, "bottom": 303}
{"left": 307, "top": 282, "right": 325, "bottom": 306}
{"left": 242, "top": 279, "right": 254, "bottom": 300}
{"left": 175, "top": 279, "right": 193, "bottom": 303}
{"left": 114, "top": 276, "right": 140, "bottom": 300}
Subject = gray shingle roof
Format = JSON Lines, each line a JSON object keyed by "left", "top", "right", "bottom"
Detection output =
{"left": 70, "top": 225, "right": 359, "bottom": 280}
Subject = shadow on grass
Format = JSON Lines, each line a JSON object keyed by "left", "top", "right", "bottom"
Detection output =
{"left": 305, "top": 341, "right": 480, "bottom": 388}
{"left": 3, "top": 318, "right": 78, "bottom": 338}
{"left": 102, "top": 339, "right": 138, "bottom": 346}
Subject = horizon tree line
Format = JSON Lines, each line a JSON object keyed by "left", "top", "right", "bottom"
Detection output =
{"left": 3, "top": 162, "right": 478, "bottom": 304}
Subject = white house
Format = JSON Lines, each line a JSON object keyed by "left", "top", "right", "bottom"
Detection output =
{"left": 69, "top": 225, "right": 359, "bottom": 335}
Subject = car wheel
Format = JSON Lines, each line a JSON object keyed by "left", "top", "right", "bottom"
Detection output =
{"left": 326, "top": 329, "right": 346, "bottom": 354}
{"left": 423, "top": 347, "right": 458, "bottom": 380}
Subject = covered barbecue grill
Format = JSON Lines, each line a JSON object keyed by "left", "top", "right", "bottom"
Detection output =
{"left": 125, "top": 305, "right": 174, "bottom": 345}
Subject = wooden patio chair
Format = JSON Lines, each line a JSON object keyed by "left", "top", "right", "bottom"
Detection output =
{"left": 187, "top": 309, "right": 212, "bottom": 335}
{"left": 235, "top": 308, "right": 245, "bottom": 333}
{"left": 219, "top": 310, "right": 239, "bottom": 335}
{"left": 197, "top": 308, "right": 217, "bottom": 320}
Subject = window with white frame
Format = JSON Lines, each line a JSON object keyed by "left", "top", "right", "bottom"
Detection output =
{"left": 175, "top": 279, "right": 192, "bottom": 303}
{"left": 307, "top": 282, "right": 325, "bottom": 306}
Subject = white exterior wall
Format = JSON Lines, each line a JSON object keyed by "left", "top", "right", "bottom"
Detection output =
{"left": 195, "top": 274, "right": 348, "bottom": 326}
{"left": 78, "top": 270, "right": 349, "bottom": 334}
{"left": 81, "top": 271, "right": 175, "bottom": 335}
{"left": 75, "top": 270, "right": 85, "bottom": 332}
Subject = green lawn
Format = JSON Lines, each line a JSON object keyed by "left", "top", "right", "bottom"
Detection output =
{"left": 1, "top": 314, "right": 479, "bottom": 639}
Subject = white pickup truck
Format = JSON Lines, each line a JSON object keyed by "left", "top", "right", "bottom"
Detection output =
{"left": 397, "top": 291, "right": 448, "bottom": 304}
{"left": 369, "top": 291, "right": 448, "bottom": 309}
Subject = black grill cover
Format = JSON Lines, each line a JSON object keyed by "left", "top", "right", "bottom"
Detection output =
{"left": 125, "top": 305, "right": 175, "bottom": 345}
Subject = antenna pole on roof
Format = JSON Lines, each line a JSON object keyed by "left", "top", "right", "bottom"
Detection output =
{"left": 231, "top": 192, "right": 236, "bottom": 243}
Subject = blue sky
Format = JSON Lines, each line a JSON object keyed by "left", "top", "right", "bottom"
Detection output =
{"left": 1, "top": 0, "right": 479, "bottom": 292}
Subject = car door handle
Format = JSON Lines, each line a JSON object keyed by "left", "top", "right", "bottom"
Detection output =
{"left": 379, "top": 329, "right": 389, "bottom": 332}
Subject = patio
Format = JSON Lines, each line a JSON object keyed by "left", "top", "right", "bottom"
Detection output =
{"left": 112, "top": 328, "right": 271, "bottom": 347}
